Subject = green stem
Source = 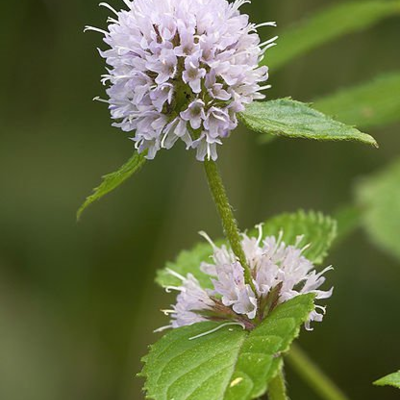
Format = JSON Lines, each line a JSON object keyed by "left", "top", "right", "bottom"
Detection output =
{"left": 268, "top": 369, "right": 289, "bottom": 400}
{"left": 286, "top": 344, "right": 350, "bottom": 400}
{"left": 203, "top": 159, "right": 256, "bottom": 292}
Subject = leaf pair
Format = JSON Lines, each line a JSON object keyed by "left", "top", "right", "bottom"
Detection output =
{"left": 142, "top": 211, "right": 337, "bottom": 400}
{"left": 77, "top": 98, "right": 377, "bottom": 220}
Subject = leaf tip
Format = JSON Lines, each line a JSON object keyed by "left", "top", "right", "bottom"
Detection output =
{"left": 76, "top": 209, "right": 83, "bottom": 222}
{"left": 373, "top": 371, "right": 400, "bottom": 389}
{"left": 76, "top": 200, "right": 90, "bottom": 222}
{"left": 362, "top": 132, "right": 378, "bottom": 148}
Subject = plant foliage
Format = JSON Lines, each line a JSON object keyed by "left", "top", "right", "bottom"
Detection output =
{"left": 239, "top": 99, "right": 377, "bottom": 147}
{"left": 265, "top": 1, "right": 400, "bottom": 71}
{"left": 374, "top": 371, "right": 400, "bottom": 389}
{"left": 141, "top": 294, "right": 315, "bottom": 400}
{"left": 77, "top": 152, "right": 146, "bottom": 220}
{"left": 315, "top": 72, "right": 400, "bottom": 129}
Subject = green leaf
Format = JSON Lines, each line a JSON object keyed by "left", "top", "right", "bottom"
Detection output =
{"left": 374, "top": 371, "right": 400, "bottom": 389}
{"left": 224, "top": 295, "right": 314, "bottom": 400}
{"left": 239, "top": 99, "right": 377, "bottom": 147}
{"left": 356, "top": 158, "right": 400, "bottom": 262}
{"left": 314, "top": 72, "right": 400, "bottom": 129}
{"left": 156, "top": 211, "right": 336, "bottom": 289}
{"left": 264, "top": 1, "right": 400, "bottom": 71}
{"left": 141, "top": 294, "right": 315, "bottom": 400}
{"left": 77, "top": 151, "right": 146, "bottom": 220}
{"left": 260, "top": 211, "right": 337, "bottom": 265}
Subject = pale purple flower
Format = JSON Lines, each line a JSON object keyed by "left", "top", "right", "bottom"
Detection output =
{"left": 211, "top": 261, "right": 258, "bottom": 319}
{"left": 160, "top": 226, "right": 333, "bottom": 331}
{"left": 85, "top": 0, "right": 276, "bottom": 161}
{"left": 158, "top": 271, "right": 215, "bottom": 330}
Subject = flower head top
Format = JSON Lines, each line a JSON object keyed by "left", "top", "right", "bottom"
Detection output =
{"left": 160, "top": 226, "right": 333, "bottom": 332}
{"left": 86, "top": 0, "right": 276, "bottom": 160}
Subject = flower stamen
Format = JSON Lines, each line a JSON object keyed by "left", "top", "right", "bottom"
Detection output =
{"left": 189, "top": 322, "right": 246, "bottom": 340}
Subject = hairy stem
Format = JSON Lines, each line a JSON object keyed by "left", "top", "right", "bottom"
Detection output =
{"left": 267, "top": 369, "right": 289, "bottom": 400}
{"left": 203, "top": 159, "right": 256, "bottom": 292}
{"left": 286, "top": 344, "right": 350, "bottom": 400}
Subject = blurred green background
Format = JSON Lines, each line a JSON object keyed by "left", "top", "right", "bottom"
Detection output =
{"left": 1, "top": 0, "right": 399, "bottom": 399}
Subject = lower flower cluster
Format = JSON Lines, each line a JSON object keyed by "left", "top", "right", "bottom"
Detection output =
{"left": 159, "top": 226, "right": 333, "bottom": 332}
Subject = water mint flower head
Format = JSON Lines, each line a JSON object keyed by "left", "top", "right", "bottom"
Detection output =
{"left": 85, "top": 0, "right": 276, "bottom": 160}
{"left": 159, "top": 226, "right": 333, "bottom": 332}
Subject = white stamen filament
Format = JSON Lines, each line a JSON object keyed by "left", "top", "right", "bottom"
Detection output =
{"left": 189, "top": 322, "right": 246, "bottom": 340}
{"left": 161, "top": 309, "right": 176, "bottom": 315}
{"left": 165, "top": 286, "right": 184, "bottom": 293}
{"left": 276, "top": 230, "right": 284, "bottom": 248}
{"left": 107, "top": 17, "right": 119, "bottom": 24}
{"left": 166, "top": 268, "right": 187, "bottom": 282}
{"left": 161, "top": 131, "right": 169, "bottom": 148}
{"left": 318, "top": 266, "right": 334, "bottom": 277}
{"left": 261, "top": 42, "right": 277, "bottom": 54}
{"left": 99, "top": 2, "right": 119, "bottom": 16}
{"left": 93, "top": 96, "right": 110, "bottom": 104}
{"left": 315, "top": 305, "right": 327, "bottom": 315}
{"left": 255, "top": 21, "right": 277, "bottom": 29}
{"left": 256, "top": 223, "right": 264, "bottom": 246}
{"left": 198, "top": 231, "right": 218, "bottom": 250}
{"left": 260, "top": 36, "right": 279, "bottom": 48}
{"left": 84, "top": 26, "right": 108, "bottom": 35}
{"left": 153, "top": 325, "right": 172, "bottom": 333}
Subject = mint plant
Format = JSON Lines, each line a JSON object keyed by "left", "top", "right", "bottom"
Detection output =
{"left": 81, "top": 0, "right": 400, "bottom": 398}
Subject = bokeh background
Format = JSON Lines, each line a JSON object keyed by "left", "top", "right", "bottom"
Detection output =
{"left": 1, "top": 0, "right": 399, "bottom": 399}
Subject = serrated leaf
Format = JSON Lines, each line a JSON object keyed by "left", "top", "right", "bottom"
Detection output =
{"left": 141, "top": 294, "right": 315, "bottom": 400}
{"left": 356, "top": 158, "right": 400, "bottom": 262}
{"left": 224, "top": 294, "right": 314, "bottom": 399}
{"left": 315, "top": 72, "right": 400, "bottom": 129}
{"left": 156, "top": 211, "right": 336, "bottom": 289}
{"left": 264, "top": 1, "right": 400, "bottom": 71}
{"left": 374, "top": 371, "right": 400, "bottom": 389}
{"left": 260, "top": 211, "right": 337, "bottom": 265}
{"left": 239, "top": 99, "right": 377, "bottom": 147}
{"left": 77, "top": 151, "right": 146, "bottom": 220}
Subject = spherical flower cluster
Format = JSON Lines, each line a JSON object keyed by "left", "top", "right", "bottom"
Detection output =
{"left": 160, "top": 227, "right": 333, "bottom": 332}
{"left": 85, "top": 0, "right": 276, "bottom": 160}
